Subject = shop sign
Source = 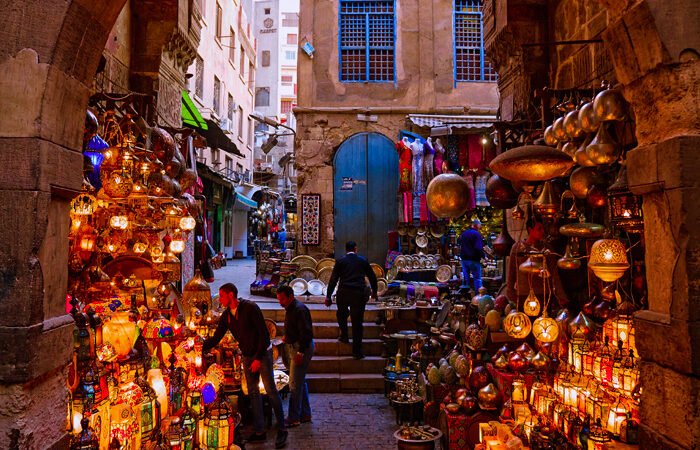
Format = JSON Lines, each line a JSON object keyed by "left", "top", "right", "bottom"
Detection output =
{"left": 340, "top": 177, "right": 366, "bottom": 191}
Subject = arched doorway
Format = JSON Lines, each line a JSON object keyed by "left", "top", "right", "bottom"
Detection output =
{"left": 333, "top": 132, "right": 399, "bottom": 264}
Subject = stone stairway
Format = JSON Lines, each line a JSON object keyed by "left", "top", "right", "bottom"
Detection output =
{"left": 261, "top": 305, "right": 385, "bottom": 393}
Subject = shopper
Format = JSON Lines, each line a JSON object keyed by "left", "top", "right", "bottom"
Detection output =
{"left": 325, "top": 241, "right": 378, "bottom": 359}
{"left": 203, "top": 283, "right": 288, "bottom": 448}
{"left": 459, "top": 218, "right": 485, "bottom": 292}
{"left": 276, "top": 285, "right": 314, "bottom": 427}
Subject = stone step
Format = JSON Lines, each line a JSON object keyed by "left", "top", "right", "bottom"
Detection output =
{"left": 275, "top": 322, "right": 383, "bottom": 339}
{"left": 313, "top": 338, "right": 383, "bottom": 357}
{"left": 261, "top": 306, "right": 381, "bottom": 323}
{"left": 306, "top": 373, "right": 385, "bottom": 393}
{"left": 308, "top": 355, "right": 386, "bottom": 374}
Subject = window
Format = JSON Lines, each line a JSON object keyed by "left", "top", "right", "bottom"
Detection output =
{"left": 248, "top": 117, "right": 254, "bottom": 147}
{"left": 213, "top": 76, "right": 221, "bottom": 116}
{"left": 237, "top": 163, "right": 243, "bottom": 173}
{"left": 255, "top": 87, "right": 270, "bottom": 107}
{"left": 229, "top": 28, "right": 236, "bottom": 62}
{"left": 212, "top": 148, "right": 221, "bottom": 165}
{"left": 227, "top": 94, "right": 234, "bottom": 122}
{"left": 281, "top": 75, "right": 293, "bottom": 86}
{"left": 215, "top": 2, "right": 223, "bottom": 41}
{"left": 454, "top": 0, "right": 497, "bottom": 82}
{"left": 282, "top": 13, "right": 299, "bottom": 27}
{"left": 284, "top": 50, "right": 296, "bottom": 60}
{"left": 195, "top": 56, "right": 204, "bottom": 98}
{"left": 225, "top": 156, "right": 233, "bottom": 173}
{"left": 281, "top": 100, "right": 293, "bottom": 114}
{"left": 240, "top": 46, "right": 246, "bottom": 77}
{"left": 287, "top": 33, "right": 298, "bottom": 45}
{"left": 339, "top": 0, "right": 395, "bottom": 82}
{"left": 238, "top": 106, "right": 244, "bottom": 139}
{"left": 264, "top": 7, "right": 271, "bottom": 14}
{"left": 261, "top": 50, "right": 271, "bottom": 67}
{"left": 249, "top": 62, "right": 255, "bottom": 85}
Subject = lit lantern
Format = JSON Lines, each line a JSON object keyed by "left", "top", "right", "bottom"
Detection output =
{"left": 621, "top": 349, "right": 639, "bottom": 393}
{"left": 69, "top": 418, "right": 99, "bottom": 450}
{"left": 118, "top": 381, "right": 144, "bottom": 408}
{"left": 161, "top": 253, "right": 182, "bottom": 282}
{"left": 102, "top": 311, "right": 137, "bottom": 358}
{"left": 604, "top": 298, "right": 636, "bottom": 351}
{"left": 109, "top": 214, "right": 129, "bottom": 230}
{"left": 533, "top": 313, "right": 559, "bottom": 343}
{"left": 606, "top": 404, "right": 627, "bottom": 437}
{"left": 523, "top": 290, "right": 541, "bottom": 316}
{"left": 588, "top": 419, "right": 612, "bottom": 450}
{"left": 180, "top": 408, "right": 197, "bottom": 449}
{"left": 569, "top": 312, "right": 594, "bottom": 341}
{"left": 182, "top": 270, "right": 212, "bottom": 323}
{"left": 529, "top": 381, "right": 545, "bottom": 407}
{"left": 200, "top": 392, "right": 235, "bottom": 450}
{"left": 166, "top": 417, "right": 184, "bottom": 448}
{"left": 109, "top": 403, "right": 140, "bottom": 449}
{"left": 599, "top": 337, "right": 614, "bottom": 385}
{"left": 147, "top": 368, "right": 168, "bottom": 420}
{"left": 553, "top": 402, "right": 566, "bottom": 428}
{"left": 71, "top": 192, "right": 98, "bottom": 216}
{"left": 607, "top": 162, "right": 643, "bottom": 232}
{"left": 169, "top": 365, "right": 188, "bottom": 414}
{"left": 78, "top": 224, "right": 98, "bottom": 253}
{"left": 503, "top": 311, "right": 532, "bottom": 339}
{"left": 511, "top": 376, "right": 527, "bottom": 403}
{"left": 169, "top": 232, "right": 186, "bottom": 254}
{"left": 180, "top": 215, "right": 196, "bottom": 231}
{"left": 134, "top": 377, "right": 161, "bottom": 442}
{"left": 589, "top": 239, "right": 629, "bottom": 282}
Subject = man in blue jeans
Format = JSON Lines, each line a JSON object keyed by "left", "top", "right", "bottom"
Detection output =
{"left": 276, "top": 285, "right": 314, "bottom": 427}
{"left": 203, "top": 283, "right": 288, "bottom": 448}
{"left": 459, "top": 219, "right": 485, "bottom": 292}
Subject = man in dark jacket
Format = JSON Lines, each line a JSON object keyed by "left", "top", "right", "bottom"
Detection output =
{"left": 277, "top": 285, "right": 314, "bottom": 426}
{"left": 459, "top": 218, "right": 485, "bottom": 291}
{"left": 325, "top": 241, "right": 378, "bottom": 359}
{"left": 203, "top": 283, "right": 287, "bottom": 448}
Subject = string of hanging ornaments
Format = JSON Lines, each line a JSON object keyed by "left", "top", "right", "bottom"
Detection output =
{"left": 66, "top": 97, "right": 245, "bottom": 449}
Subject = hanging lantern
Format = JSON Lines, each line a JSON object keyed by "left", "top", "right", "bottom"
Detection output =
{"left": 589, "top": 239, "right": 630, "bottom": 282}
{"left": 169, "top": 233, "right": 187, "bottom": 254}
{"left": 533, "top": 313, "right": 559, "bottom": 343}
{"left": 489, "top": 145, "right": 574, "bottom": 182}
{"left": 569, "top": 312, "right": 594, "bottom": 341}
{"left": 102, "top": 311, "right": 137, "bottom": 357}
{"left": 604, "top": 298, "right": 636, "bottom": 351}
{"left": 150, "top": 245, "right": 164, "bottom": 264}
{"left": 147, "top": 368, "right": 168, "bottom": 420}
{"left": 182, "top": 270, "right": 212, "bottom": 323}
{"left": 425, "top": 173, "right": 471, "bottom": 219}
{"left": 557, "top": 238, "right": 582, "bottom": 270}
{"left": 533, "top": 181, "right": 559, "bottom": 219}
{"left": 607, "top": 162, "right": 643, "bottom": 232}
{"left": 71, "top": 192, "right": 98, "bottom": 216}
{"left": 78, "top": 224, "right": 98, "bottom": 253}
{"left": 564, "top": 109, "right": 584, "bottom": 139}
{"left": 578, "top": 101, "right": 599, "bottom": 133}
{"left": 102, "top": 171, "right": 134, "bottom": 198}
{"left": 109, "top": 214, "right": 129, "bottom": 230}
{"left": 552, "top": 117, "right": 569, "bottom": 142}
{"left": 586, "top": 123, "right": 621, "bottom": 165}
{"left": 531, "top": 351, "right": 550, "bottom": 371}
{"left": 200, "top": 391, "right": 236, "bottom": 449}
{"left": 179, "top": 215, "right": 196, "bottom": 231}
{"left": 575, "top": 135, "right": 596, "bottom": 167}
{"left": 593, "top": 86, "right": 626, "bottom": 122}
{"left": 523, "top": 290, "right": 541, "bottom": 316}
{"left": 503, "top": 311, "right": 532, "bottom": 339}
{"left": 519, "top": 253, "right": 547, "bottom": 277}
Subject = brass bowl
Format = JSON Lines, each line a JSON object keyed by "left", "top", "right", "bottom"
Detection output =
{"left": 489, "top": 145, "right": 574, "bottom": 182}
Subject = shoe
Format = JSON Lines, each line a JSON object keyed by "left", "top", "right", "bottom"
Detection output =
{"left": 352, "top": 353, "right": 365, "bottom": 360}
{"left": 285, "top": 418, "right": 300, "bottom": 428}
{"left": 300, "top": 415, "right": 312, "bottom": 423}
{"left": 245, "top": 432, "right": 266, "bottom": 443}
{"left": 275, "top": 429, "right": 288, "bottom": 449}
{"left": 337, "top": 336, "right": 349, "bottom": 344}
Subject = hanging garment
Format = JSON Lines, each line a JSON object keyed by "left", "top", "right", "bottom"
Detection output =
{"left": 409, "top": 139, "right": 425, "bottom": 193}
{"left": 434, "top": 138, "right": 446, "bottom": 175}
{"left": 423, "top": 139, "right": 435, "bottom": 184}
{"left": 403, "top": 192, "right": 413, "bottom": 223}
{"left": 412, "top": 193, "right": 421, "bottom": 221}
{"left": 468, "top": 134, "right": 483, "bottom": 170}
{"left": 458, "top": 136, "right": 470, "bottom": 172}
{"left": 466, "top": 172, "right": 476, "bottom": 210}
{"left": 396, "top": 139, "right": 413, "bottom": 193}
{"left": 475, "top": 173, "right": 490, "bottom": 207}
{"left": 419, "top": 194, "right": 429, "bottom": 222}
{"left": 446, "top": 136, "right": 460, "bottom": 173}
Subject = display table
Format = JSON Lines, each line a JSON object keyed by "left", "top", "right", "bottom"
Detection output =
{"left": 390, "top": 398, "right": 424, "bottom": 425}
{"left": 394, "top": 426, "right": 443, "bottom": 450}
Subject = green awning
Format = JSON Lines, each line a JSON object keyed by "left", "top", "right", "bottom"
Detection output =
{"left": 234, "top": 192, "right": 258, "bottom": 210}
{"left": 182, "top": 90, "right": 208, "bottom": 130}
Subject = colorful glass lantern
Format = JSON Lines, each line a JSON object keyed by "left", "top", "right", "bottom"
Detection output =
{"left": 533, "top": 313, "right": 559, "bottom": 343}
{"left": 109, "top": 403, "right": 140, "bottom": 449}
{"left": 143, "top": 317, "right": 174, "bottom": 340}
{"left": 78, "top": 224, "right": 99, "bottom": 253}
{"left": 182, "top": 270, "right": 212, "bottom": 323}
{"left": 180, "top": 408, "right": 196, "bottom": 449}
{"left": 166, "top": 417, "right": 184, "bottom": 448}
{"left": 147, "top": 368, "right": 168, "bottom": 420}
{"left": 109, "top": 214, "right": 129, "bottom": 230}
{"left": 503, "top": 311, "right": 532, "bottom": 339}
{"left": 169, "top": 233, "right": 186, "bottom": 254}
{"left": 589, "top": 239, "right": 630, "bottom": 282}
{"left": 523, "top": 290, "right": 541, "bottom": 317}
{"left": 511, "top": 376, "right": 527, "bottom": 403}
{"left": 70, "top": 417, "right": 99, "bottom": 450}
{"left": 169, "top": 364, "right": 188, "bottom": 414}
{"left": 135, "top": 377, "right": 161, "bottom": 441}
{"left": 607, "top": 162, "right": 643, "bottom": 232}
{"left": 200, "top": 392, "right": 235, "bottom": 449}
{"left": 102, "top": 311, "right": 137, "bottom": 358}
{"left": 606, "top": 403, "right": 628, "bottom": 437}
{"left": 604, "top": 299, "right": 636, "bottom": 351}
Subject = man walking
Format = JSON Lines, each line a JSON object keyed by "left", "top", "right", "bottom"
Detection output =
{"left": 459, "top": 219, "right": 485, "bottom": 292}
{"left": 203, "top": 283, "right": 288, "bottom": 448}
{"left": 325, "top": 241, "right": 378, "bottom": 360}
{"left": 276, "top": 285, "right": 314, "bottom": 427}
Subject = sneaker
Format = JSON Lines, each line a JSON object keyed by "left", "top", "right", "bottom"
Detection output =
{"left": 245, "top": 432, "right": 266, "bottom": 443}
{"left": 337, "top": 336, "right": 349, "bottom": 344}
{"left": 300, "top": 415, "right": 312, "bottom": 423}
{"left": 275, "top": 429, "right": 288, "bottom": 449}
{"left": 285, "top": 418, "right": 301, "bottom": 428}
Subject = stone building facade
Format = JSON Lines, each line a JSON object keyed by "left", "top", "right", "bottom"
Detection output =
{"left": 296, "top": 0, "right": 499, "bottom": 258}
{"left": 483, "top": 0, "right": 700, "bottom": 448}
{"left": 0, "top": 1, "right": 201, "bottom": 447}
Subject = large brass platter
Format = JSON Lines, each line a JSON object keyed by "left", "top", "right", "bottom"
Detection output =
{"left": 291, "top": 255, "right": 318, "bottom": 270}
{"left": 315, "top": 258, "right": 335, "bottom": 272}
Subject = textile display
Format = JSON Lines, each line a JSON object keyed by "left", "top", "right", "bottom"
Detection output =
{"left": 301, "top": 193, "right": 321, "bottom": 245}
{"left": 433, "top": 138, "right": 445, "bottom": 175}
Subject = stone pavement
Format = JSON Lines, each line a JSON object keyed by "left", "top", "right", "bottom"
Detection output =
{"left": 242, "top": 393, "right": 401, "bottom": 450}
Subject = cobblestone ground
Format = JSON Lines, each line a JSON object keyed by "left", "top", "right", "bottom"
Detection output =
{"left": 241, "top": 393, "right": 399, "bottom": 450}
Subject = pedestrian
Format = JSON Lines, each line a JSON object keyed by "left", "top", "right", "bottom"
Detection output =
{"left": 325, "top": 241, "right": 378, "bottom": 360}
{"left": 203, "top": 283, "right": 288, "bottom": 448}
{"left": 459, "top": 218, "right": 485, "bottom": 292}
{"left": 276, "top": 285, "right": 314, "bottom": 427}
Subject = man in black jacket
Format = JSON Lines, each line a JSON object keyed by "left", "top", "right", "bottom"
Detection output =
{"left": 277, "top": 285, "right": 314, "bottom": 426}
{"left": 325, "top": 241, "right": 378, "bottom": 359}
{"left": 203, "top": 283, "right": 287, "bottom": 448}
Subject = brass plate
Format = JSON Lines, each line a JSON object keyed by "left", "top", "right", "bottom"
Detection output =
{"left": 435, "top": 265, "right": 453, "bottom": 282}
{"left": 297, "top": 267, "right": 318, "bottom": 281}
{"left": 291, "top": 255, "right": 318, "bottom": 270}
{"left": 315, "top": 258, "right": 335, "bottom": 272}
{"left": 317, "top": 266, "right": 333, "bottom": 285}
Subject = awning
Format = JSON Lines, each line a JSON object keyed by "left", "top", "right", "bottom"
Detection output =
{"left": 233, "top": 192, "right": 258, "bottom": 210}
{"left": 201, "top": 119, "right": 243, "bottom": 157}
{"left": 182, "top": 90, "right": 208, "bottom": 130}
{"left": 407, "top": 114, "right": 496, "bottom": 135}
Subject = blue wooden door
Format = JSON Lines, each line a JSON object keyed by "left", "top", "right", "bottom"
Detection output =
{"left": 334, "top": 133, "right": 398, "bottom": 264}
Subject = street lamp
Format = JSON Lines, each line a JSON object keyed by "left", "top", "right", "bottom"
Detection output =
{"left": 249, "top": 112, "right": 296, "bottom": 136}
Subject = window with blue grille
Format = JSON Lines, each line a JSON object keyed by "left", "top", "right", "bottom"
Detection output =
{"left": 454, "top": 0, "right": 497, "bottom": 82}
{"left": 339, "top": 0, "right": 395, "bottom": 82}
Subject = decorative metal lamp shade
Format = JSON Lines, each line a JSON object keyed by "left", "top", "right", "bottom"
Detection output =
{"left": 589, "top": 239, "right": 630, "bottom": 282}
{"left": 608, "top": 163, "right": 643, "bottom": 232}
{"left": 182, "top": 270, "right": 212, "bottom": 323}
{"left": 503, "top": 311, "right": 532, "bottom": 339}
{"left": 534, "top": 181, "right": 559, "bottom": 219}
{"left": 200, "top": 393, "right": 235, "bottom": 449}
{"left": 532, "top": 313, "right": 559, "bottom": 343}
{"left": 489, "top": 145, "right": 574, "bottom": 182}
{"left": 523, "top": 290, "right": 541, "bottom": 316}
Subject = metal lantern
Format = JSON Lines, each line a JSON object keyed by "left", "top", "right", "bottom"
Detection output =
{"left": 200, "top": 392, "right": 235, "bottom": 449}
{"left": 179, "top": 215, "right": 197, "bottom": 231}
{"left": 608, "top": 163, "right": 643, "bottom": 232}
{"left": 523, "top": 290, "right": 541, "bottom": 317}
{"left": 70, "top": 418, "right": 99, "bottom": 450}
{"left": 511, "top": 376, "right": 527, "bottom": 403}
{"left": 503, "top": 311, "right": 532, "bottom": 339}
{"left": 533, "top": 313, "right": 559, "bottom": 343}
{"left": 182, "top": 270, "right": 212, "bottom": 324}
{"left": 606, "top": 403, "right": 628, "bottom": 437}
{"left": 169, "top": 233, "right": 187, "bottom": 254}
{"left": 598, "top": 337, "right": 615, "bottom": 385}
{"left": 135, "top": 377, "right": 161, "bottom": 442}
{"left": 533, "top": 181, "right": 559, "bottom": 219}
{"left": 603, "top": 299, "right": 636, "bottom": 351}
{"left": 109, "top": 214, "right": 129, "bottom": 230}
{"left": 589, "top": 239, "right": 630, "bottom": 282}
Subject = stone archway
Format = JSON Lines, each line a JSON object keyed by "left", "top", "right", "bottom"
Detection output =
{"left": 0, "top": 1, "right": 198, "bottom": 447}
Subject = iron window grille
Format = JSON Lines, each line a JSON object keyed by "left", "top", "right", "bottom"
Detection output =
{"left": 339, "top": 0, "right": 395, "bottom": 82}
{"left": 454, "top": 0, "right": 497, "bottom": 82}
{"left": 213, "top": 76, "right": 221, "bottom": 116}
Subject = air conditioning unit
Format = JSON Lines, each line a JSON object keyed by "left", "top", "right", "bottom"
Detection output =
{"left": 220, "top": 118, "right": 232, "bottom": 132}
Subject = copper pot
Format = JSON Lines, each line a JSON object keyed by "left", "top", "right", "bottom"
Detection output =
{"left": 593, "top": 88, "right": 626, "bottom": 122}
{"left": 569, "top": 166, "right": 605, "bottom": 199}
{"left": 489, "top": 145, "right": 574, "bottom": 182}
{"left": 485, "top": 175, "right": 519, "bottom": 209}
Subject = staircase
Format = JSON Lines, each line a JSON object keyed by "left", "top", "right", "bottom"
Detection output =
{"left": 261, "top": 306, "right": 385, "bottom": 393}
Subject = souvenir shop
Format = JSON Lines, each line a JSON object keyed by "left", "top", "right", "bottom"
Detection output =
{"left": 380, "top": 85, "right": 646, "bottom": 449}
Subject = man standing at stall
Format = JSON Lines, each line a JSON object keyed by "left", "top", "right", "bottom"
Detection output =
{"left": 325, "top": 241, "right": 378, "bottom": 360}
{"left": 459, "top": 218, "right": 485, "bottom": 292}
{"left": 203, "top": 283, "right": 288, "bottom": 448}
{"left": 276, "top": 285, "right": 314, "bottom": 426}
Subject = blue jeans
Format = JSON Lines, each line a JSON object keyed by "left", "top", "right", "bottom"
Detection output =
{"left": 243, "top": 349, "right": 285, "bottom": 433}
{"left": 285, "top": 341, "right": 314, "bottom": 421}
{"left": 461, "top": 259, "right": 483, "bottom": 291}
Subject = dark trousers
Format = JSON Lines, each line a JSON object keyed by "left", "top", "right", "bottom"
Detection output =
{"left": 336, "top": 287, "right": 368, "bottom": 356}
